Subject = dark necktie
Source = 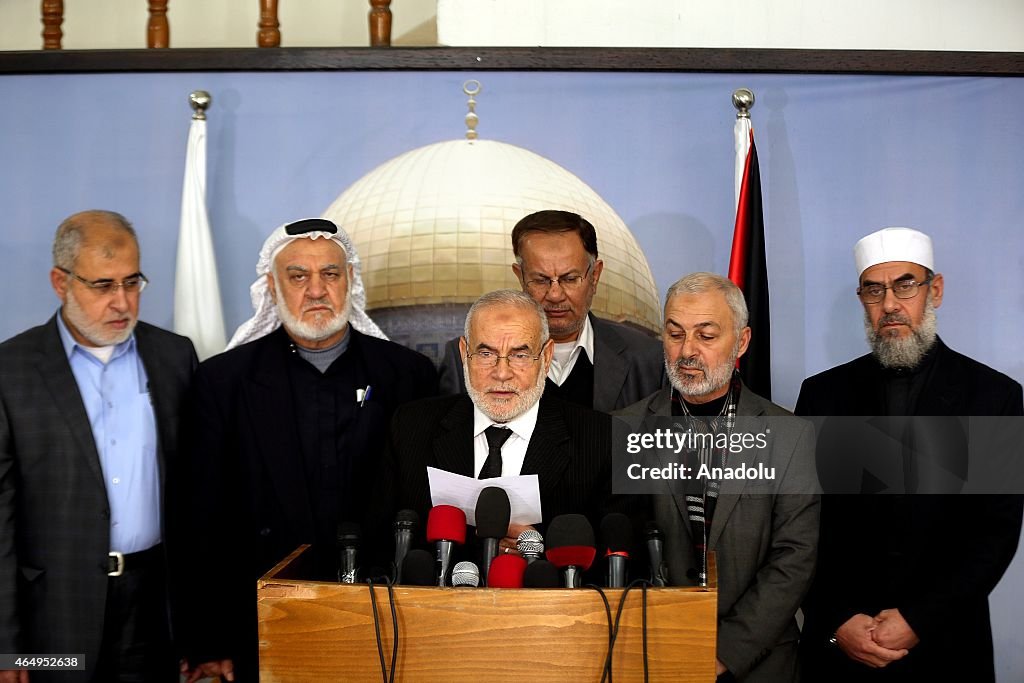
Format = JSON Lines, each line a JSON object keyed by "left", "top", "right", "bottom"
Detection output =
{"left": 479, "top": 426, "right": 512, "bottom": 479}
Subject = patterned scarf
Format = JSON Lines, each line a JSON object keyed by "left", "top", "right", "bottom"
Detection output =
{"left": 671, "top": 371, "right": 741, "bottom": 587}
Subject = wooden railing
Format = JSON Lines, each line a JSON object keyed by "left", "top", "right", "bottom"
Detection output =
{"left": 37, "top": 0, "right": 393, "bottom": 50}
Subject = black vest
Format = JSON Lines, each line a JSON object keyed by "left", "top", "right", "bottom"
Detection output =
{"left": 544, "top": 352, "right": 595, "bottom": 409}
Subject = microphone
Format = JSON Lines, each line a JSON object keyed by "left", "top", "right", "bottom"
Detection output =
{"left": 401, "top": 549, "right": 437, "bottom": 586}
{"left": 392, "top": 509, "right": 419, "bottom": 583}
{"left": 452, "top": 561, "right": 481, "bottom": 587}
{"left": 523, "top": 560, "right": 560, "bottom": 588}
{"left": 516, "top": 529, "right": 544, "bottom": 565}
{"left": 475, "top": 486, "right": 511, "bottom": 586}
{"left": 426, "top": 505, "right": 467, "bottom": 587}
{"left": 600, "top": 513, "right": 633, "bottom": 588}
{"left": 645, "top": 521, "right": 668, "bottom": 587}
{"left": 336, "top": 521, "right": 360, "bottom": 584}
{"left": 545, "top": 514, "right": 597, "bottom": 588}
{"left": 487, "top": 554, "right": 527, "bottom": 588}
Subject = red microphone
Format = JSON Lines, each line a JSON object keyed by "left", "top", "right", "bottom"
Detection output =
{"left": 487, "top": 554, "right": 527, "bottom": 588}
{"left": 426, "top": 505, "right": 466, "bottom": 586}
{"left": 545, "top": 514, "right": 597, "bottom": 588}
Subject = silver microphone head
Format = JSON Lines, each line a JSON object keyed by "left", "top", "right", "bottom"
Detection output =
{"left": 516, "top": 529, "right": 544, "bottom": 556}
{"left": 451, "top": 561, "right": 480, "bottom": 587}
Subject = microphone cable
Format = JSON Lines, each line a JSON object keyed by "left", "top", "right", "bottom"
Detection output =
{"left": 366, "top": 574, "right": 400, "bottom": 683}
{"left": 585, "top": 584, "right": 614, "bottom": 683}
{"left": 608, "top": 579, "right": 653, "bottom": 683}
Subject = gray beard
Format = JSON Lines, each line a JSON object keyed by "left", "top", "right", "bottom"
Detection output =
{"left": 664, "top": 346, "right": 737, "bottom": 400}
{"left": 464, "top": 358, "right": 547, "bottom": 423}
{"left": 276, "top": 295, "right": 351, "bottom": 343}
{"left": 64, "top": 287, "right": 135, "bottom": 347}
{"left": 865, "top": 298, "right": 938, "bottom": 369}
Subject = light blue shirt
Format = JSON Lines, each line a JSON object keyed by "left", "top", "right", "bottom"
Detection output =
{"left": 57, "top": 311, "right": 160, "bottom": 553}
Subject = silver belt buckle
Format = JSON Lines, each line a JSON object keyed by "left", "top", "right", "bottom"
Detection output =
{"left": 108, "top": 551, "right": 125, "bottom": 577}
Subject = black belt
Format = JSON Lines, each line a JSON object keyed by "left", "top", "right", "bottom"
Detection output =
{"left": 107, "top": 544, "right": 163, "bottom": 577}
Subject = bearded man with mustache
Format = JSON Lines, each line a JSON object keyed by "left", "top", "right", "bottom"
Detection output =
{"left": 171, "top": 218, "right": 437, "bottom": 683}
{"left": 374, "top": 289, "right": 629, "bottom": 576}
{"left": 796, "top": 227, "right": 1023, "bottom": 682}
{"left": 0, "top": 210, "right": 198, "bottom": 683}
{"left": 617, "top": 272, "right": 819, "bottom": 683}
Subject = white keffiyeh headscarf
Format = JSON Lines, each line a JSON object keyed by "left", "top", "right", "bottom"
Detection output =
{"left": 226, "top": 218, "right": 387, "bottom": 350}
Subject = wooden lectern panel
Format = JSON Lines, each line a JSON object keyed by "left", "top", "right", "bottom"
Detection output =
{"left": 258, "top": 545, "right": 716, "bottom": 682}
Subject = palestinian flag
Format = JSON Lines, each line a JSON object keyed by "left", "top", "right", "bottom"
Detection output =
{"left": 729, "top": 123, "right": 771, "bottom": 399}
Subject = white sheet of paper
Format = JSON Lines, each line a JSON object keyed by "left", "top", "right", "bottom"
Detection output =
{"left": 427, "top": 467, "right": 543, "bottom": 527}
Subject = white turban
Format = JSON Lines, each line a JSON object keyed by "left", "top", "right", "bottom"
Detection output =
{"left": 854, "top": 227, "right": 934, "bottom": 277}
{"left": 226, "top": 218, "right": 387, "bottom": 350}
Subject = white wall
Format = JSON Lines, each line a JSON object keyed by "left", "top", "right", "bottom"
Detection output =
{"left": 3, "top": 0, "right": 1024, "bottom": 51}
{"left": 437, "top": 0, "right": 1024, "bottom": 50}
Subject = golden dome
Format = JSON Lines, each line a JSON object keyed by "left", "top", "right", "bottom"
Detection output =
{"left": 322, "top": 138, "right": 661, "bottom": 333}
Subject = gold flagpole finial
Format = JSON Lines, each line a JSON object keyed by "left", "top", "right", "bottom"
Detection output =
{"left": 732, "top": 88, "right": 754, "bottom": 120}
{"left": 189, "top": 90, "right": 212, "bottom": 121}
{"left": 463, "top": 80, "right": 481, "bottom": 141}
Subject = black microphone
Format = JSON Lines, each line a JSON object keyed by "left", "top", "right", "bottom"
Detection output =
{"left": 336, "top": 521, "right": 360, "bottom": 584}
{"left": 400, "top": 549, "right": 436, "bottom": 586}
{"left": 601, "top": 513, "right": 633, "bottom": 588}
{"left": 523, "top": 559, "right": 560, "bottom": 588}
{"left": 545, "top": 514, "right": 597, "bottom": 588}
{"left": 392, "top": 509, "right": 419, "bottom": 583}
{"left": 475, "top": 486, "right": 511, "bottom": 586}
{"left": 516, "top": 529, "right": 544, "bottom": 564}
{"left": 645, "top": 521, "right": 668, "bottom": 587}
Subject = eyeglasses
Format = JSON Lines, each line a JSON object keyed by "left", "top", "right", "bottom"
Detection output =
{"left": 58, "top": 267, "right": 148, "bottom": 295}
{"left": 466, "top": 349, "right": 543, "bottom": 370}
{"left": 857, "top": 277, "right": 931, "bottom": 304}
{"left": 523, "top": 262, "right": 594, "bottom": 294}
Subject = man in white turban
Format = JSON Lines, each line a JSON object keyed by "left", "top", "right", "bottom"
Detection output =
{"left": 173, "top": 218, "right": 437, "bottom": 683}
{"left": 796, "top": 227, "right": 1023, "bottom": 682}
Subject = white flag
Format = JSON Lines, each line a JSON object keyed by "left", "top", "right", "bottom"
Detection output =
{"left": 174, "top": 117, "right": 226, "bottom": 360}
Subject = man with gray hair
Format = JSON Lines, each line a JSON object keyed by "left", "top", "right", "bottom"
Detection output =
{"left": 0, "top": 210, "right": 197, "bottom": 682}
{"left": 796, "top": 227, "right": 1023, "bottom": 682}
{"left": 375, "top": 288, "right": 618, "bottom": 563}
{"left": 617, "top": 272, "right": 819, "bottom": 683}
{"left": 172, "top": 218, "right": 437, "bottom": 683}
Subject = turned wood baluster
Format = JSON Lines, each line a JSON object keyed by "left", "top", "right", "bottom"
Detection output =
{"left": 258, "top": 0, "right": 281, "bottom": 48}
{"left": 369, "top": 0, "right": 392, "bottom": 47}
{"left": 41, "top": 0, "right": 63, "bottom": 50}
{"left": 147, "top": 0, "right": 170, "bottom": 48}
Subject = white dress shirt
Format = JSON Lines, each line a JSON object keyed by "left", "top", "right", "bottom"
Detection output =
{"left": 472, "top": 399, "right": 541, "bottom": 478}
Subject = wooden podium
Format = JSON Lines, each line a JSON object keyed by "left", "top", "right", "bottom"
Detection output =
{"left": 258, "top": 545, "right": 717, "bottom": 681}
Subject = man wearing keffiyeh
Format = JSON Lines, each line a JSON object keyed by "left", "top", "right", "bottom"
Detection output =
{"left": 171, "top": 218, "right": 438, "bottom": 683}
{"left": 617, "top": 272, "right": 819, "bottom": 683}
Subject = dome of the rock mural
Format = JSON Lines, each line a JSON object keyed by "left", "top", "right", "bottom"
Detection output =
{"left": 321, "top": 138, "right": 660, "bottom": 361}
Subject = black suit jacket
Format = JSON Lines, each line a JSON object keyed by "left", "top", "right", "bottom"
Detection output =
{"left": 0, "top": 315, "right": 197, "bottom": 681}
{"left": 795, "top": 338, "right": 1023, "bottom": 682}
{"left": 371, "top": 394, "right": 620, "bottom": 569}
{"left": 438, "top": 314, "right": 665, "bottom": 413}
{"left": 171, "top": 326, "right": 437, "bottom": 680}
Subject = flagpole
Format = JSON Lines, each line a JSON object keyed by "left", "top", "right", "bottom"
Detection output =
{"left": 732, "top": 88, "right": 754, "bottom": 211}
